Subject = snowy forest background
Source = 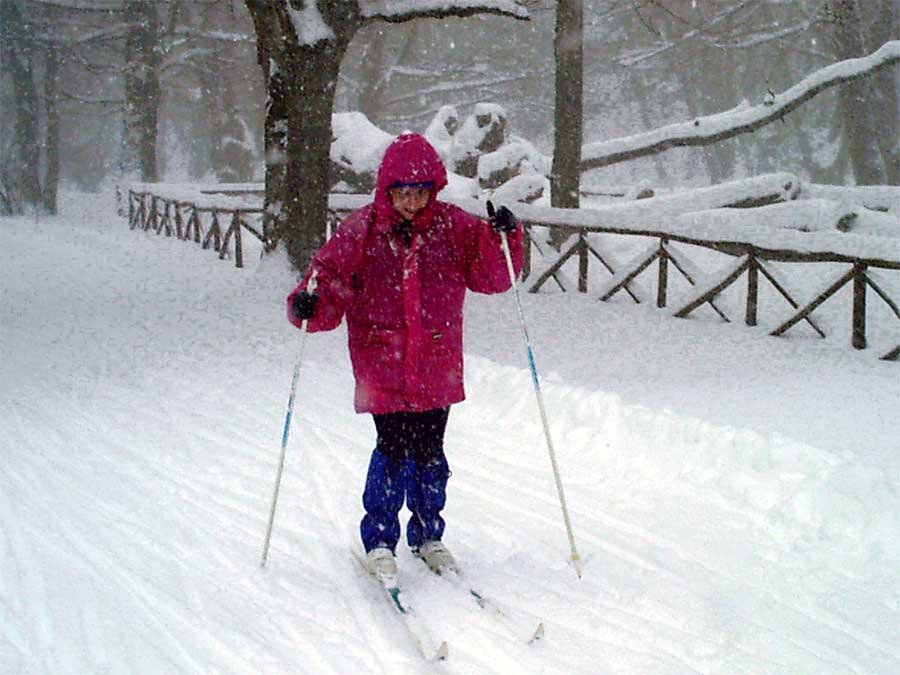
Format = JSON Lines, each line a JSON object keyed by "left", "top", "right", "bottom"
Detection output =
{"left": 3, "top": 4, "right": 900, "bottom": 672}
{"left": 2, "top": 0, "right": 898, "bottom": 219}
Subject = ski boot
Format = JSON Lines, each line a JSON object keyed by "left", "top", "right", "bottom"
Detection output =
{"left": 415, "top": 540, "right": 458, "bottom": 575}
{"left": 365, "top": 547, "right": 398, "bottom": 584}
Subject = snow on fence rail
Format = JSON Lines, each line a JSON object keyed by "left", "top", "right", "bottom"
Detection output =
{"left": 126, "top": 182, "right": 899, "bottom": 361}
{"left": 127, "top": 184, "right": 370, "bottom": 267}
{"left": 127, "top": 185, "right": 266, "bottom": 269}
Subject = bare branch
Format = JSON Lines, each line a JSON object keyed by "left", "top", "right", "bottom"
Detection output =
{"left": 582, "top": 40, "right": 900, "bottom": 172}
{"left": 618, "top": 2, "right": 751, "bottom": 66}
{"left": 361, "top": 0, "right": 529, "bottom": 24}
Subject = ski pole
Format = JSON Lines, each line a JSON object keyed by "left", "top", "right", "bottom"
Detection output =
{"left": 261, "top": 276, "right": 316, "bottom": 568}
{"left": 490, "top": 203, "right": 583, "bottom": 578}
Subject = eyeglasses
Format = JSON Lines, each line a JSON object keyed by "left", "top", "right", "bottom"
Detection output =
{"left": 389, "top": 187, "right": 432, "bottom": 202}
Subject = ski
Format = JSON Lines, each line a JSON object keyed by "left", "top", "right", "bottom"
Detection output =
{"left": 422, "top": 562, "right": 544, "bottom": 645}
{"left": 353, "top": 552, "right": 449, "bottom": 662}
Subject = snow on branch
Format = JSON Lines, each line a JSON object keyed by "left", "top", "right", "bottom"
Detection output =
{"left": 360, "top": 0, "right": 529, "bottom": 23}
{"left": 173, "top": 27, "right": 256, "bottom": 45}
{"left": 286, "top": 3, "right": 335, "bottom": 46}
{"left": 31, "top": 0, "right": 121, "bottom": 11}
{"left": 582, "top": 40, "right": 900, "bottom": 172}
{"left": 618, "top": 1, "right": 753, "bottom": 67}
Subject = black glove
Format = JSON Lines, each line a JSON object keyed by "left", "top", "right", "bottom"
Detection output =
{"left": 291, "top": 290, "right": 319, "bottom": 320}
{"left": 486, "top": 200, "right": 517, "bottom": 233}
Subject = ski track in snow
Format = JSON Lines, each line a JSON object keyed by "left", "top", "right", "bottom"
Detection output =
{"left": 2, "top": 194, "right": 899, "bottom": 674}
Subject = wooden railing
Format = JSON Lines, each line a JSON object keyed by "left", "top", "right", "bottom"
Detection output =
{"left": 519, "top": 224, "right": 899, "bottom": 361}
{"left": 126, "top": 183, "right": 899, "bottom": 361}
{"left": 127, "top": 186, "right": 267, "bottom": 268}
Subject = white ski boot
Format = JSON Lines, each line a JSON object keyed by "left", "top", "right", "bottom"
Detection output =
{"left": 415, "top": 540, "right": 458, "bottom": 575}
{"left": 365, "top": 547, "right": 398, "bottom": 584}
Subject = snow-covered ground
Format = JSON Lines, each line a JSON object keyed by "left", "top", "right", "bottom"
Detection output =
{"left": 2, "top": 193, "right": 899, "bottom": 674}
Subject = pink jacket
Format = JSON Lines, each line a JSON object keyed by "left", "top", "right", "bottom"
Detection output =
{"left": 287, "top": 133, "right": 524, "bottom": 414}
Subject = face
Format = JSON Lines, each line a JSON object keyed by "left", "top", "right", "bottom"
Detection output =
{"left": 389, "top": 186, "right": 432, "bottom": 220}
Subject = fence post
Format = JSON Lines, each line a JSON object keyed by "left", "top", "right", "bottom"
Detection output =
{"left": 174, "top": 203, "right": 184, "bottom": 239}
{"left": 852, "top": 261, "right": 867, "bottom": 349}
{"left": 192, "top": 206, "right": 201, "bottom": 243}
{"left": 233, "top": 211, "right": 243, "bottom": 268}
{"left": 578, "top": 235, "right": 588, "bottom": 292}
{"left": 657, "top": 237, "right": 669, "bottom": 308}
{"left": 148, "top": 197, "right": 159, "bottom": 232}
{"left": 139, "top": 193, "right": 148, "bottom": 230}
{"left": 746, "top": 251, "right": 758, "bottom": 326}
{"left": 162, "top": 200, "right": 172, "bottom": 236}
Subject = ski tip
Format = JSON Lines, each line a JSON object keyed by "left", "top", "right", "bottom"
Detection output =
{"left": 434, "top": 641, "right": 449, "bottom": 661}
{"left": 529, "top": 622, "right": 545, "bottom": 645}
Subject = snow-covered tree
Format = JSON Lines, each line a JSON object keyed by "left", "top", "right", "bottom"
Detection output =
{"left": 601, "top": 0, "right": 900, "bottom": 186}
{"left": 868, "top": 0, "right": 899, "bottom": 184}
{"left": 16, "top": 0, "right": 262, "bottom": 189}
{"left": 119, "top": 0, "right": 162, "bottom": 183}
{"left": 0, "top": 0, "right": 70, "bottom": 214}
{"left": 825, "top": 0, "right": 895, "bottom": 185}
{"left": 580, "top": 40, "right": 900, "bottom": 176}
{"left": 119, "top": 1, "right": 260, "bottom": 184}
{"left": 176, "top": 2, "right": 261, "bottom": 184}
{"left": 243, "top": 0, "right": 529, "bottom": 272}
{"left": 551, "top": 0, "right": 582, "bottom": 210}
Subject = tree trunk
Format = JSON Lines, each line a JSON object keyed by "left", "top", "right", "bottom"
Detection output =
{"left": 0, "top": 0, "right": 42, "bottom": 210}
{"left": 42, "top": 42, "right": 61, "bottom": 214}
{"left": 869, "top": 0, "right": 899, "bottom": 184}
{"left": 121, "top": 0, "right": 162, "bottom": 182}
{"left": 245, "top": 2, "right": 291, "bottom": 251}
{"left": 831, "top": 0, "right": 886, "bottom": 185}
{"left": 631, "top": 68, "right": 668, "bottom": 182}
{"left": 245, "top": 0, "right": 360, "bottom": 270}
{"left": 671, "top": 65, "right": 710, "bottom": 181}
{"left": 551, "top": 0, "right": 583, "bottom": 210}
{"left": 208, "top": 77, "right": 255, "bottom": 184}
{"left": 245, "top": 0, "right": 526, "bottom": 272}
{"left": 262, "top": 67, "right": 290, "bottom": 250}
{"left": 281, "top": 46, "right": 345, "bottom": 271}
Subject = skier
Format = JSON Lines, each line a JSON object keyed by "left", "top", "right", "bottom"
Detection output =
{"left": 286, "top": 133, "right": 523, "bottom": 581}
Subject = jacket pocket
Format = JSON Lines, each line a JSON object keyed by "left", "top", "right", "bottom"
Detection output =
{"left": 417, "top": 326, "right": 463, "bottom": 395}
{"left": 348, "top": 328, "right": 405, "bottom": 392}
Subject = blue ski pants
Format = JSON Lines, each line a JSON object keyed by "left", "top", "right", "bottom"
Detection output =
{"left": 360, "top": 407, "right": 451, "bottom": 553}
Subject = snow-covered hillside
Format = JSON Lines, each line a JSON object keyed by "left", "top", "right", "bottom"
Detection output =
{"left": 2, "top": 193, "right": 898, "bottom": 674}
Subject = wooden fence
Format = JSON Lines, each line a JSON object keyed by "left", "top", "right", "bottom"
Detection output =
{"left": 126, "top": 185, "right": 899, "bottom": 362}
{"left": 127, "top": 187, "right": 266, "bottom": 269}
{"left": 524, "top": 224, "right": 899, "bottom": 361}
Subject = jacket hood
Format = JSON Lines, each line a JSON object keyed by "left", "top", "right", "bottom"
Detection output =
{"left": 374, "top": 134, "right": 448, "bottom": 228}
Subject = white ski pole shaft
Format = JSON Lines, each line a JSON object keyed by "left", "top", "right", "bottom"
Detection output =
{"left": 499, "top": 231, "right": 583, "bottom": 578}
{"left": 261, "top": 277, "right": 316, "bottom": 568}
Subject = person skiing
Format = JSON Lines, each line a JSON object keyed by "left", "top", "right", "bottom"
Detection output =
{"left": 286, "top": 133, "right": 523, "bottom": 581}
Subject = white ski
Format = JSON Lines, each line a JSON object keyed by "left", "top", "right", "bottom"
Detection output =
{"left": 423, "top": 562, "right": 545, "bottom": 645}
{"left": 353, "top": 551, "right": 449, "bottom": 662}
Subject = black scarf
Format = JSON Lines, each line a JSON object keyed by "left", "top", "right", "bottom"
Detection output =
{"left": 394, "top": 219, "right": 412, "bottom": 248}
